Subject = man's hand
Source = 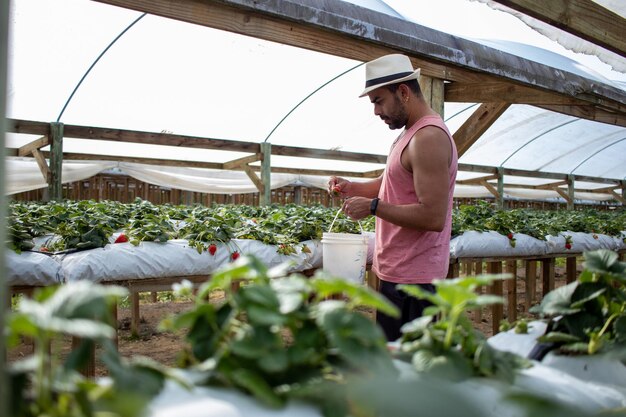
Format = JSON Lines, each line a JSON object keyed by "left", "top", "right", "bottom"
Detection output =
{"left": 342, "top": 196, "right": 373, "bottom": 220}
{"left": 328, "top": 176, "right": 351, "bottom": 197}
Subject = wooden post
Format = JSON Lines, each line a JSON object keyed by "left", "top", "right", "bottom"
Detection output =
{"left": 71, "top": 337, "right": 95, "bottom": 378}
{"left": 260, "top": 142, "right": 271, "bottom": 206}
{"left": 567, "top": 175, "right": 575, "bottom": 210}
{"left": 473, "top": 261, "right": 483, "bottom": 324}
{"left": 131, "top": 291, "right": 140, "bottom": 337}
{"left": 418, "top": 74, "right": 444, "bottom": 117}
{"left": 49, "top": 122, "right": 64, "bottom": 201}
{"left": 488, "top": 261, "right": 503, "bottom": 335}
{"left": 497, "top": 167, "right": 505, "bottom": 209}
{"left": 505, "top": 260, "right": 517, "bottom": 322}
{"left": 566, "top": 257, "right": 577, "bottom": 283}
{"left": 446, "top": 260, "right": 459, "bottom": 278}
{"left": 525, "top": 260, "right": 537, "bottom": 311}
{"left": 541, "top": 258, "right": 555, "bottom": 297}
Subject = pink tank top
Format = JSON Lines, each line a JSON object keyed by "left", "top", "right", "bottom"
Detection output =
{"left": 372, "top": 115, "right": 458, "bottom": 284}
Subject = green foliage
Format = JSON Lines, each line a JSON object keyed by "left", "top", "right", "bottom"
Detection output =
{"left": 6, "top": 282, "right": 171, "bottom": 417}
{"left": 395, "top": 274, "right": 530, "bottom": 382}
{"left": 530, "top": 249, "right": 626, "bottom": 355}
{"left": 162, "top": 255, "right": 398, "bottom": 415}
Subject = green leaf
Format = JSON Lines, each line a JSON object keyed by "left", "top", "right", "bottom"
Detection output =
{"left": 229, "top": 367, "right": 284, "bottom": 408}
{"left": 537, "top": 331, "right": 581, "bottom": 343}
{"left": 529, "top": 281, "right": 580, "bottom": 316}
{"left": 411, "top": 349, "right": 473, "bottom": 381}
{"left": 583, "top": 249, "right": 625, "bottom": 276}
{"left": 614, "top": 315, "right": 626, "bottom": 343}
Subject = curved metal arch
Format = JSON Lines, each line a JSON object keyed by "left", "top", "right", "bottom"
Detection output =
{"left": 569, "top": 136, "right": 626, "bottom": 175}
{"left": 263, "top": 62, "right": 364, "bottom": 143}
{"left": 499, "top": 117, "right": 580, "bottom": 168}
{"left": 56, "top": 13, "right": 147, "bottom": 122}
{"left": 444, "top": 103, "right": 479, "bottom": 123}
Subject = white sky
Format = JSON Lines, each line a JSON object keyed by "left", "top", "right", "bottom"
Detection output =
{"left": 5, "top": 0, "right": 626, "bottom": 174}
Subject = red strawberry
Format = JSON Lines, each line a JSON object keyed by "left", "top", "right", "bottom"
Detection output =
{"left": 565, "top": 243, "right": 572, "bottom": 250}
{"left": 114, "top": 234, "right": 128, "bottom": 244}
{"left": 40, "top": 247, "right": 50, "bottom": 252}
{"left": 208, "top": 244, "right": 217, "bottom": 256}
{"left": 507, "top": 233, "right": 513, "bottom": 239}
{"left": 332, "top": 186, "right": 341, "bottom": 196}
{"left": 231, "top": 251, "right": 240, "bottom": 261}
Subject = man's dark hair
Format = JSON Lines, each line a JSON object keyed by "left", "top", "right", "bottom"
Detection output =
{"left": 385, "top": 79, "right": 422, "bottom": 96}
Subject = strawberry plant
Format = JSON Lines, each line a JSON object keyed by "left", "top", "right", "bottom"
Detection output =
{"left": 394, "top": 275, "right": 530, "bottom": 382}
{"left": 161, "top": 255, "right": 399, "bottom": 415}
{"left": 530, "top": 249, "right": 626, "bottom": 355}
{"left": 5, "top": 282, "right": 172, "bottom": 417}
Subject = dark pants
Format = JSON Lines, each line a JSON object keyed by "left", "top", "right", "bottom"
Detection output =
{"left": 376, "top": 280, "right": 435, "bottom": 342}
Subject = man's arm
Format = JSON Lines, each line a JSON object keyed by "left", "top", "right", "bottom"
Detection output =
{"left": 342, "top": 126, "right": 452, "bottom": 231}
{"left": 377, "top": 126, "right": 451, "bottom": 231}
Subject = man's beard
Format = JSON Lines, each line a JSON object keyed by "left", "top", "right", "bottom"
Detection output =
{"left": 383, "top": 97, "right": 408, "bottom": 130}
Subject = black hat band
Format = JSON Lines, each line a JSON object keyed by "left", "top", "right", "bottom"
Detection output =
{"left": 365, "top": 71, "right": 414, "bottom": 88}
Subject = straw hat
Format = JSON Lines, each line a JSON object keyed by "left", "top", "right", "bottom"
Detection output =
{"left": 359, "top": 54, "right": 421, "bottom": 97}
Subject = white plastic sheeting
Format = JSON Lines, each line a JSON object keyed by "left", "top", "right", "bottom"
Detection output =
{"left": 5, "top": 0, "right": 626, "bottom": 200}
{"left": 6, "top": 250, "right": 64, "bottom": 286}
{"left": 472, "top": 0, "right": 626, "bottom": 73}
{"left": 58, "top": 239, "right": 323, "bottom": 283}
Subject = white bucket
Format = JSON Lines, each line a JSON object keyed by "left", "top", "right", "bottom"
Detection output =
{"left": 321, "top": 232, "right": 368, "bottom": 284}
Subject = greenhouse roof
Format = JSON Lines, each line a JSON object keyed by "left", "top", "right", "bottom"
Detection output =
{"left": 4, "top": 0, "right": 626, "bottom": 203}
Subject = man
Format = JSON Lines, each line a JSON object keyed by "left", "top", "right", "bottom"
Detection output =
{"left": 328, "top": 54, "right": 458, "bottom": 341}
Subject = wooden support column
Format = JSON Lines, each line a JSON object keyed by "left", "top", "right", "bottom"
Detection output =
{"left": 71, "top": 337, "right": 95, "bottom": 377}
{"left": 505, "top": 260, "right": 517, "bottom": 322}
{"left": 49, "top": 122, "right": 64, "bottom": 201}
{"left": 473, "top": 261, "right": 483, "bottom": 324}
{"left": 447, "top": 260, "right": 459, "bottom": 278}
{"left": 566, "top": 257, "right": 577, "bottom": 283}
{"left": 131, "top": 291, "right": 140, "bottom": 337}
{"left": 567, "top": 175, "right": 575, "bottom": 210}
{"left": 487, "top": 261, "right": 503, "bottom": 335}
{"left": 260, "top": 142, "right": 271, "bottom": 206}
{"left": 419, "top": 74, "right": 445, "bottom": 117}
{"left": 496, "top": 167, "right": 505, "bottom": 209}
{"left": 541, "top": 258, "right": 555, "bottom": 297}
{"left": 525, "top": 260, "right": 537, "bottom": 312}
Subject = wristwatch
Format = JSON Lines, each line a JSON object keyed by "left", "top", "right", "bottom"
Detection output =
{"left": 370, "top": 197, "right": 380, "bottom": 216}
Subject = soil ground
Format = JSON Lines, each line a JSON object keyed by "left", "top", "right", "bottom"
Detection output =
{"left": 7, "top": 263, "right": 573, "bottom": 376}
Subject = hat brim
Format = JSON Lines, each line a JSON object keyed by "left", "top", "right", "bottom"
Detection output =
{"left": 358, "top": 68, "right": 421, "bottom": 98}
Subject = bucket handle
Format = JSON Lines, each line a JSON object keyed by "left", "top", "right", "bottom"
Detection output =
{"left": 328, "top": 206, "right": 364, "bottom": 234}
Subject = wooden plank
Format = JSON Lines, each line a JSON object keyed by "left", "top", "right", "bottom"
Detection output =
{"left": 453, "top": 103, "right": 510, "bottom": 157}
{"left": 473, "top": 262, "right": 483, "bottom": 324}
{"left": 49, "top": 123, "right": 63, "bottom": 201}
{"left": 491, "top": 0, "right": 626, "bottom": 57}
{"left": 537, "top": 104, "right": 626, "bottom": 128}
{"left": 243, "top": 165, "right": 264, "bottom": 193}
{"left": 260, "top": 142, "right": 271, "bottom": 205}
{"left": 487, "top": 261, "right": 503, "bottom": 335}
{"left": 89, "top": 0, "right": 626, "bottom": 115}
{"left": 222, "top": 153, "right": 262, "bottom": 170}
{"left": 446, "top": 82, "right": 581, "bottom": 105}
{"left": 566, "top": 257, "right": 577, "bottom": 284}
{"left": 505, "top": 260, "right": 517, "bottom": 322}
{"left": 457, "top": 174, "right": 499, "bottom": 185}
{"left": 131, "top": 291, "right": 140, "bottom": 337}
{"left": 525, "top": 260, "right": 537, "bottom": 312}
{"left": 17, "top": 135, "right": 49, "bottom": 157}
{"left": 541, "top": 258, "right": 555, "bottom": 297}
{"left": 480, "top": 180, "right": 501, "bottom": 200}
{"left": 31, "top": 149, "right": 49, "bottom": 181}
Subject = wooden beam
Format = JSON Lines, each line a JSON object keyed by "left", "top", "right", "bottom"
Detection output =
{"left": 18, "top": 135, "right": 49, "bottom": 157}
{"left": 537, "top": 104, "right": 626, "bottom": 128}
{"left": 490, "top": 0, "right": 626, "bottom": 57}
{"left": 554, "top": 187, "right": 572, "bottom": 204}
{"left": 271, "top": 144, "right": 386, "bottom": 164}
{"left": 453, "top": 103, "right": 510, "bottom": 157}
{"left": 456, "top": 174, "right": 499, "bottom": 185}
{"left": 242, "top": 165, "right": 264, "bottom": 193}
{"left": 222, "top": 153, "right": 261, "bottom": 170}
{"left": 445, "top": 82, "right": 582, "bottom": 105}
{"left": 481, "top": 180, "right": 501, "bottom": 200}
{"left": 610, "top": 189, "right": 626, "bottom": 205}
{"left": 534, "top": 180, "right": 569, "bottom": 190}
{"left": 31, "top": 149, "right": 49, "bottom": 181}
{"left": 89, "top": 0, "right": 626, "bottom": 113}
